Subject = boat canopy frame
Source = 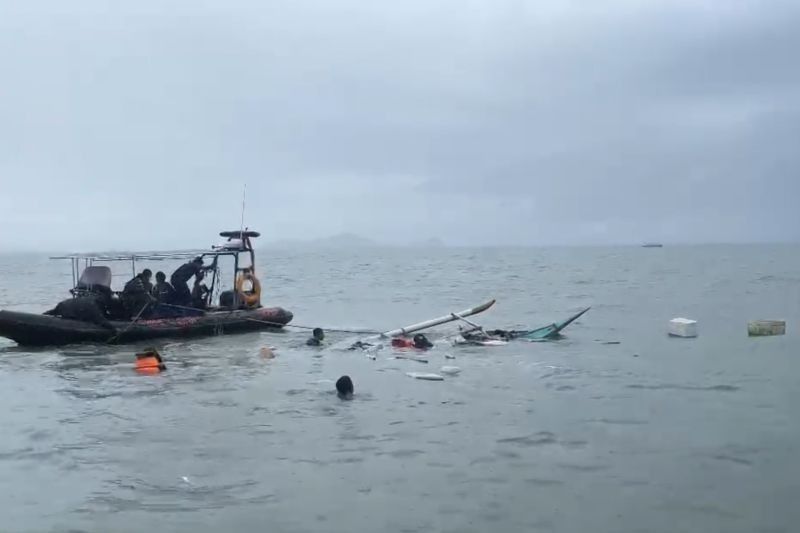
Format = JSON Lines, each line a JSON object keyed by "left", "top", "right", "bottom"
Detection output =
{"left": 50, "top": 231, "right": 261, "bottom": 308}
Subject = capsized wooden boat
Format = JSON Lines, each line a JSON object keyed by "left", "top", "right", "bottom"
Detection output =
{"left": 514, "top": 307, "right": 591, "bottom": 341}
{"left": 452, "top": 307, "right": 591, "bottom": 346}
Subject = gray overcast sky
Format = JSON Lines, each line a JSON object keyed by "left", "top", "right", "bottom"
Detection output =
{"left": 1, "top": 0, "right": 798, "bottom": 251}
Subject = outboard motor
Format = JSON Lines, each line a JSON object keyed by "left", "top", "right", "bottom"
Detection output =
{"left": 72, "top": 266, "right": 113, "bottom": 300}
{"left": 219, "top": 290, "right": 236, "bottom": 309}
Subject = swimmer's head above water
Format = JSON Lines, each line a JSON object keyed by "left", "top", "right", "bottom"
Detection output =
{"left": 336, "top": 375, "right": 354, "bottom": 400}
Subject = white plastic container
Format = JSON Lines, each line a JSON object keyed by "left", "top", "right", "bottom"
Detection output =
{"left": 668, "top": 318, "right": 698, "bottom": 338}
{"left": 748, "top": 320, "right": 786, "bottom": 337}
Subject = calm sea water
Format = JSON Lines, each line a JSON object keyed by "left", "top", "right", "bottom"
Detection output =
{"left": 0, "top": 245, "right": 798, "bottom": 533}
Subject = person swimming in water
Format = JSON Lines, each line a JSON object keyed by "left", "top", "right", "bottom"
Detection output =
{"left": 412, "top": 333, "right": 433, "bottom": 349}
{"left": 336, "top": 375, "right": 354, "bottom": 400}
{"left": 390, "top": 333, "right": 434, "bottom": 350}
{"left": 306, "top": 328, "right": 325, "bottom": 346}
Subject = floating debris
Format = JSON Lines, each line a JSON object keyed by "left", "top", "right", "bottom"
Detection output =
{"left": 406, "top": 372, "right": 444, "bottom": 381}
{"left": 668, "top": 318, "right": 698, "bottom": 338}
{"left": 748, "top": 320, "right": 786, "bottom": 337}
{"left": 439, "top": 366, "right": 461, "bottom": 376}
{"left": 259, "top": 346, "right": 276, "bottom": 359}
{"left": 393, "top": 355, "right": 428, "bottom": 364}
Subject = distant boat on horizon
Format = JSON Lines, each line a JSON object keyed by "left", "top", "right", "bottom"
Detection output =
{"left": 642, "top": 243, "right": 664, "bottom": 248}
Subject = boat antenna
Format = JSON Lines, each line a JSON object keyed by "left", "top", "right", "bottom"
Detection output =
{"left": 240, "top": 183, "right": 247, "bottom": 236}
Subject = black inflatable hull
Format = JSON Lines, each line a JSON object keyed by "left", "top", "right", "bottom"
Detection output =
{"left": 0, "top": 307, "right": 293, "bottom": 347}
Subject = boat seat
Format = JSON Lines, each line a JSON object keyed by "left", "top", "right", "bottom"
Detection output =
{"left": 75, "top": 266, "right": 113, "bottom": 294}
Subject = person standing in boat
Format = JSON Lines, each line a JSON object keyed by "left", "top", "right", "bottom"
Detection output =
{"left": 170, "top": 257, "right": 212, "bottom": 307}
{"left": 122, "top": 269, "right": 155, "bottom": 318}
{"left": 191, "top": 270, "right": 210, "bottom": 309}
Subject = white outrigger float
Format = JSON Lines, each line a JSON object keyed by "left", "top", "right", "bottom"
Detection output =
{"left": 380, "top": 300, "right": 496, "bottom": 338}
{"left": 348, "top": 299, "right": 496, "bottom": 351}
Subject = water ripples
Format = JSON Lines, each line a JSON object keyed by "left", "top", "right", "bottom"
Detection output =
{"left": 0, "top": 247, "right": 798, "bottom": 532}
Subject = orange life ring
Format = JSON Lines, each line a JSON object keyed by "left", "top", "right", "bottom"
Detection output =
{"left": 235, "top": 270, "right": 261, "bottom": 307}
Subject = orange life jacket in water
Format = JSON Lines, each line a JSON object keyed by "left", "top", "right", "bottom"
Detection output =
{"left": 135, "top": 349, "right": 166, "bottom": 374}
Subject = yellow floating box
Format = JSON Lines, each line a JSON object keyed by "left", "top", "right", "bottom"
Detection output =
{"left": 748, "top": 320, "right": 786, "bottom": 337}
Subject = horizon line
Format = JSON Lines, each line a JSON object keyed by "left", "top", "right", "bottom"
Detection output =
{"left": 1, "top": 240, "right": 799, "bottom": 255}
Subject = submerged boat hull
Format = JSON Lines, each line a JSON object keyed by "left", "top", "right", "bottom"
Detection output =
{"left": 453, "top": 307, "right": 591, "bottom": 346}
{"left": 515, "top": 307, "right": 591, "bottom": 341}
{"left": 0, "top": 307, "right": 293, "bottom": 347}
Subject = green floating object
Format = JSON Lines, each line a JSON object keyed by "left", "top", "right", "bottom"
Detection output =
{"left": 748, "top": 320, "right": 786, "bottom": 337}
{"left": 517, "top": 307, "right": 591, "bottom": 341}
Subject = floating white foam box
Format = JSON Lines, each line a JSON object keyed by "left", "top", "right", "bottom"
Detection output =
{"left": 668, "top": 318, "right": 698, "bottom": 338}
{"left": 406, "top": 372, "right": 444, "bottom": 381}
{"left": 748, "top": 320, "right": 786, "bottom": 337}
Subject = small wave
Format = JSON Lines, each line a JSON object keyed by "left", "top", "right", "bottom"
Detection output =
{"left": 545, "top": 384, "right": 577, "bottom": 391}
{"left": 712, "top": 454, "right": 753, "bottom": 466}
{"left": 626, "top": 383, "right": 740, "bottom": 392}
{"left": 495, "top": 449, "right": 521, "bottom": 459}
{"left": 496, "top": 431, "right": 558, "bottom": 447}
{"left": 591, "top": 418, "right": 649, "bottom": 426}
{"left": 334, "top": 456, "right": 365, "bottom": 464}
{"left": 752, "top": 273, "right": 800, "bottom": 284}
{"left": 525, "top": 478, "right": 564, "bottom": 486}
{"left": 556, "top": 463, "right": 609, "bottom": 472}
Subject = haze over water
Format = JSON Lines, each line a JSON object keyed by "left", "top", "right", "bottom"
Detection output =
{"left": 0, "top": 244, "right": 798, "bottom": 532}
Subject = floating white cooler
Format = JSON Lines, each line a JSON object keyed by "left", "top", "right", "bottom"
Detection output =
{"left": 668, "top": 318, "right": 698, "bottom": 338}
{"left": 748, "top": 320, "right": 786, "bottom": 337}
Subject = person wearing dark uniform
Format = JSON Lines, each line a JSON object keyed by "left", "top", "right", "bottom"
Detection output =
{"left": 171, "top": 257, "right": 209, "bottom": 307}
{"left": 412, "top": 333, "right": 434, "bottom": 349}
{"left": 122, "top": 269, "right": 154, "bottom": 318}
{"left": 306, "top": 328, "right": 325, "bottom": 346}
{"left": 151, "top": 271, "right": 175, "bottom": 304}
{"left": 44, "top": 295, "right": 116, "bottom": 332}
{"left": 140, "top": 270, "right": 154, "bottom": 294}
{"left": 191, "top": 271, "right": 210, "bottom": 310}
